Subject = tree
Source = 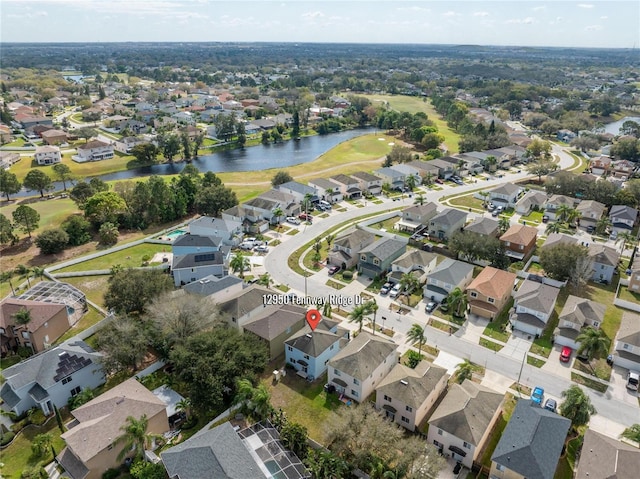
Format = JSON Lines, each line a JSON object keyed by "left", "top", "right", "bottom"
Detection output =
{"left": 545, "top": 221, "right": 561, "bottom": 234}
{"left": 62, "top": 215, "right": 92, "bottom": 246}
{"left": 414, "top": 193, "right": 425, "bottom": 205}
{"left": 479, "top": 191, "right": 490, "bottom": 208}
{"left": 180, "top": 132, "right": 192, "bottom": 160}
{"left": 291, "top": 109, "right": 301, "bottom": 139}
{"left": 272, "top": 206, "right": 284, "bottom": 224}
{"left": 0, "top": 213, "right": 18, "bottom": 245}
{"left": 348, "top": 304, "right": 367, "bottom": 333}
{"left": 447, "top": 287, "right": 467, "bottom": 318}
{"left": 484, "top": 155, "right": 498, "bottom": 172}
{"left": 13, "top": 205, "right": 40, "bottom": 238}
{"left": 116, "top": 415, "right": 159, "bottom": 461}
{"left": 75, "top": 127, "right": 97, "bottom": 143}
{"left": 147, "top": 292, "right": 221, "bottom": 347}
{"left": 527, "top": 158, "right": 557, "bottom": 183}
{"left": 13, "top": 307, "right": 32, "bottom": 325}
{"left": 0, "top": 169, "right": 21, "bottom": 200}
{"left": 192, "top": 132, "right": 205, "bottom": 157}
{"left": 31, "top": 433, "right": 52, "bottom": 458}
{"left": 68, "top": 388, "right": 95, "bottom": 410}
{"left": 305, "top": 449, "right": 349, "bottom": 479}
{"left": 130, "top": 143, "right": 159, "bottom": 165}
{"left": 129, "top": 461, "right": 167, "bottom": 479}
{"left": 539, "top": 243, "right": 589, "bottom": 281}
{"left": 257, "top": 273, "right": 271, "bottom": 288}
{"left": 35, "top": 228, "right": 69, "bottom": 254}
{"left": 405, "top": 174, "right": 417, "bottom": 191}
{"left": 559, "top": 385, "right": 596, "bottom": 431}
{"left": 84, "top": 191, "right": 126, "bottom": 226}
{"left": 454, "top": 359, "right": 475, "bottom": 384}
{"left": 406, "top": 323, "right": 426, "bottom": 358}
{"left": 158, "top": 132, "right": 181, "bottom": 163}
{"left": 52, "top": 163, "right": 73, "bottom": 191}
{"left": 526, "top": 138, "right": 552, "bottom": 161}
{"left": 617, "top": 231, "right": 638, "bottom": 253}
{"left": 104, "top": 269, "right": 173, "bottom": 315}
{"left": 595, "top": 216, "right": 611, "bottom": 236}
{"left": 98, "top": 222, "right": 119, "bottom": 246}
{"left": 23, "top": 170, "right": 53, "bottom": 198}
{"left": 96, "top": 315, "right": 150, "bottom": 373}
{"left": 272, "top": 170, "right": 293, "bottom": 187}
{"left": 325, "top": 233, "right": 335, "bottom": 250}
{"left": 399, "top": 272, "right": 419, "bottom": 296}
{"left": 620, "top": 424, "right": 640, "bottom": 443}
{"left": 498, "top": 217, "right": 511, "bottom": 234}
{"left": 570, "top": 136, "right": 600, "bottom": 153}
{"left": 280, "top": 422, "right": 308, "bottom": 460}
{"left": 230, "top": 252, "right": 250, "bottom": 278}
{"left": 576, "top": 327, "right": 611, "bottom": 366}
{"left": 193, "top": 185, "right": 238, "bottom": 216}
{"left": 233, "top": 378, "right": 272, "bottom": 421}
{"left": 364, "top": 299, "right": 379, "bottom": 335}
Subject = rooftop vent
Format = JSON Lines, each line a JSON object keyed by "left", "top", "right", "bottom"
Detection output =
{"left": 400, "top": 380, "right": 408, "bottom": 386}
{"left": 305, "top": 334, "right": 312, "bottom": 338}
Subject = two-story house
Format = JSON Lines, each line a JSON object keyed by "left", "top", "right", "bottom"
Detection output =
{"left": 40, "top": 129, "right": 68, "bottom": 146}
{"left": 376, "top": 361, "right": 448, "bottom": 432}
{"left": 328, "top": 332, "right": 398, "bottom": 403}
{"left": 609, "top": 205, "right": 638, "bottom": 233}
{"left": 245, "top": 189, "right": 300, "bottom": 224}
{"left": 34, "top": 145, "right": 62, "bottom": 165}
{"left": 576, "top": 200, "right": 606, "bottom": 230}
{"left": 217, "top": 285, "right": 275, "bottom": 330}
{"left": 58, "top": 378, "right": 169, "bottom": 479}
{"left": 500, "top": 224, "right": 538, "bottom": 261}
{"left": 423, "top": 259, "right": 475, "bottom": 303}
{"left": 308, "top": 178, "right": 343, "bottom": 203}
{"left": 466, "top": 267, "right": 517, "bottom": 320}
{"left": 487, "top": 183, "right": 522, "bottom": 208}
{"left": 351, "top": 171, "right": 383, "bottom": 196}
{"left": 330, "top": 174, "right": 362, "bottom": 199}
{"left": 0, "top": 340, "right": 105, "bottom": 416}
{"left": 515, "top": 190, "right": 547, "bottom": 215}
{"left": 388, "top": 164, "right": 421, "bottom": 187}
{"left": 463, "top": 217, "right": 500, "bottom": 238}
{"left": 243, "top": 304, "right": 307, "bottom": 360}
{"left": 628, "top": 267, "right": 640, "bottom": 293}
{"left": 553, "top": 295, "right": 606, "bottom": 350}
{"left": 611, "top": 159, "right": 635, "bottom": 179}
{"left": 590, "top": 155, "right": 612, "bottom": 176}
{"left": 373, "top": 167, "right": 405, "bottom": 190}
{"left": 427, "top": 380, "right": 504, "bottom": 469}
{"left": 276, "top": 181, "right": 319, "bottom": 203}
{"left": 510, "top": 280, "right": 561, "bottom": 337}
{"left": 357, "top": 238, "right": 406, "bottom": 279}
{"left": 613, "top": 312, "right": 640, "bottom": 371}
{"left": 406, "top": 159, "right": 441, "bottom": 181}
{"left": 171, "top": 233, "right": 221, "bottom": 256}
{"left": 575, "top": 429, "right": 639, "bottom": 479}
{"left": 587, "top": 243, "right": 619, "bottom": 284}
{"left": 328, "top": 228, "right": 375, "bottom": 270}
{"left": 428, "top": 158, "right": 456, "bottom": 179}
{"left": 390, "top": 250, "right": 438, "bottom": 278}
{"left": 397, "top": 203, "right": 438, "bottom": 233}
{"left": 490, "top": 399, "right": 570, "bottom": 479}
{"left": 75, "top": 140, "right": 115, "bottom": 162}
{"left": 427, "top": 208, "right": 467, "bottom": 241}
{"left": 285, "top": 320, "right": 347, "bottom": 380}
{"left": 172, "top": 251, "right": 226, "bottom": 287}
{"left": 544, "top": 194, "right": 578, "bottom": 221}
{"left": 188, "top": 216, "right": 243, "bottom": 246}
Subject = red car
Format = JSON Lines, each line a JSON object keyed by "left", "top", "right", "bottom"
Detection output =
{"left": 299, "top": 213, "right": 313, "bottom": 221}
{"left": 560, "top": 346, "right": 572, "bottom": 363}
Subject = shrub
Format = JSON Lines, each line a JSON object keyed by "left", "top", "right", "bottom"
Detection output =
{"left": 29, "top": 409, "right": 46, "bottom": 426}
{"left": 102, "top": 468, "right": 121, "bottom": 479}
{"left": 0, "top": 430, "right": 15, "bottom": 446}
{"left": 342, "top": 270, "right": 353, "bottom": 280}
{"left": 17, "top": 346, "right": 33, "bottom": 359}
{"left": 35, "top": 228, "right": 69, "bottom": 254}
{"left": 406, "top": 350, "right": 423, "bottom": 369}
{"left": 20, "top": 466, "right": 47, "bottom": 479}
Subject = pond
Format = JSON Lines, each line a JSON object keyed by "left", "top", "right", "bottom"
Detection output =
{"left": 602, "top": 116, "right": 640, "bottom": 135}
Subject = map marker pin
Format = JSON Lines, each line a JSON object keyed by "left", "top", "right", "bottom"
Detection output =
{"left": 306, "top": 309, "right": 322, "bottom": 331}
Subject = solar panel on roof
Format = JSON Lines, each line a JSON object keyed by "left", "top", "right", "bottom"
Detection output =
{"left": 194, "top": 253, "right": 216, "bottom": 262}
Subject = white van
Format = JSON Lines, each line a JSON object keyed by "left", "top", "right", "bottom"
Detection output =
{"left": 627, "top": 371, "right": 639, "bottom": 391}
{"left": 319, "top": 200, "right": 332, "bottom": 209}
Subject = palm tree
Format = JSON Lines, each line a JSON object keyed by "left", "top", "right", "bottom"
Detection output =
{"left": 230, "top": 252, "right": 250, "bottom": 278}
{"left": 348, "top": 304, "right": 367, "bottom": 333}
{"left": 484, "top": 156, "right": 497, "bottom": 172}
{"left": 479, "top": 191, "right": 490, "bottom": 208}
{"left": 13, "top": 307, "right": 31, "bottom": 325}
{"left": 456, "top": 159, "right": 466, "bottom": 176}
{"left": 454, "top": 359, "right": 475, "bottom": 384}
{"left": 447, "top": 287, "right": 467, "bottom": 318}
{"left": 498, "top": 217, "right": 511, "bottom": 234}
{"left": 576, "top": 327, "right": 611, "bottom": 370}
{"left": 565, "top": 208, "right": 581, "bottom": 227}
{"left": 617, "top": 231, "right": 638, "bottom": 253}
{"left": 406, "top": 323, "right": 426, "bottom": 357}
{"left": 555, "top": 204, "right": 573, "bottom": 224}
{"left": 423, "top": 172, "right": 434, "bottom": 187}
{"left": 272, "top": 207, "right": 284, "bottom": 225}
{"left": 595, "top": 217, "right": 611, "bottom": 236}
{"left": 233, "top": 378, "right": 272, "bottom": 421}
{"left": 325, "top": 233, "right": 335, "bottom": 250}
{"left": 559, "top": 385, "right": 596, "bottom": 432}
{"left": 546, "top": 221, "right": 562, "bottom": 234}
{"left": 399, "top": 273, "right": 419, "bottom": 296}
{"left": 405, "top": 174, "right": 417, "bottom": 191}
{"left": 620, "top": 424, "right": 640, "bottom": 443}
{"left": 414, "top": 193, "right": 425, "bottom": 205}
{"left": 31, "top": 267, "right": 45, "bottom": 280}
{"left": 257, "top": 273, "right": 271, "bottom": 288}
{"left": 175, "top": 398, "right": 192, "bottom": 421}
{"left": 364, "top": 299, "right": 379, "bottom": 335}
{"left": 116, "top": 415, "right": 159, "bottom": 461}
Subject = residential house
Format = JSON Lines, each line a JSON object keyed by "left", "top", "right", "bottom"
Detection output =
{"left": 162, "top": 422, "right": 268, "bottom": 479}
{"left": 464, "top": 217, "right": 500, "bottom": 238}
{"left": 611, "top": 159, "right": 636, "bottom": 180}
{"left": 515, "top": 190, "right": 547, "bottom": 215}
{"left": 75, "top": 140, "right": 115, "bottom": 162}
{"left": 0, "top": 298, "right": 72, "bottom": 354}
{"left": 243, "top": 304, "right": 307, "bottom": 360}
{"left": 189, "top": 216, "right": 242, "bottom": 246}
{"left": 327, "top": 332, "right": 398, "bottom": 403}
{"left": 427, "top": 158, "right": 455, "bottom": 179}
{"left": 490, "top": 399, "right": 570, "bottom": 479}
{"left": 308, "top": 178, "right": 343, "bottom": 203}
{"left": 406, "top": 160, "right": 441, "bottom": 181}
{"left": 0, "top": 340, "right": 105, "bottom": 416}
{"left": 34, "top": 145, "right": 62, "bottom": 165}
{"left": 487, "top": 183, "right": 522, "bottom": 208}
{"left": 427, "top": 208, "right": 467, "bottom": 241}
{"left": 171, "top": 233, "right": 221, "bottom": 256}
{"left": 373, "top": 167, "right": 405, "bottom": 190}
{"left": 242, "top": 190, "right": 299, "bottom": 224}
{"left": 217, "top": 285, "right": 275, "bottom": 330}
{"left": 389, "top": 164, "right": 421, "bottom": 187}
{"left": 453, "top": 153, "right": 484, "bottom": 175}
{"left": 544, "top": 194, "right": 578, "bottom": 221}
{"left": 0, "top": 151, "right": 20, "bottom": 169}
{"left": 423, "top": 259, "right": 475, "bottom": 303}
{"left": 172, "top": 251, "right": 226, "bottom": 287}
{"left": 0, "top": 124, "right": 14, "bottom": 144}
{"left": 590, "top": 155, "right": 612, "bottom": 176}
{"left": 351, "top": 171, "right": 383, "bottom": 196}
{"left": 329, "top": 174, "right": 362, "bottom": 199}
{"left": 328, "top": 228, "right": 375, "bottom": 270}
{"left": 285, "top": 320, "right": 347, "bottom": 379}
{"left": 541, "top": 232, "right": 578, "bottom": 251}
{"left": 613, "top": 312, "right": 640, "bottom": 371}
{"left": 575, "top": 429, "right": 638, "bottom": 479}
{"left": 609, "top": 205, "right": 638, "bottom": 233}
{"left": 57, "top": 378, "right": 169, "bottom": 479}
{"left": 500, "top": 224, "right": 538, "bottom": 261}
{"left": 510, "top": 280, "right": 560, "bottom": 337}
{"left": 553, "top": 295, "right": 606, "bottom": 350}
{"left": 18, "top": 116, "right": 53, "bottom": 129}
{"left": 376, "top": 361, "right": 449, "bottom": 432}
{"left": 357, "top": 237, "right": 407, "bottom": 279}
{"left": 557, "top": 129, "right": 576, "bottom": 142}
{"left": 427, "top": 380, "right": 504, "bottom": 469}
{"left": 391, "top": 250, "right": 438, "bottom": 277}
{"left": 110, "top": 136, "right": 147, "bottom": 154}
{"left": 466, "top": 267, "right": 517, "bottom": 320}
{"left": 628, "top": 267, "right": 640, "bottom": 292}
{"left": 587, "top": 243, "right": 619, "bottom": 284}
{"left": 397, "top": 203, "right": 438, "bottom": 233}
{"left": 40, "top": 129, "right": 68, "bottom": 145}
{"left": 276, "top": 181, "right": 318, "bottom": 203}
{"left": 182, "top": 275, "right": 244, "bottom": 300}
{"left": 576, "top": 200, "right": 606, "bottom": 229}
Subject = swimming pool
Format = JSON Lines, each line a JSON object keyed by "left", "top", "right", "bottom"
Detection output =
{"left": 165, "top": 229, "right": 187, "bottom": 239}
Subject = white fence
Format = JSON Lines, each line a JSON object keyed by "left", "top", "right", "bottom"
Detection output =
{"left": 614, "top": 278, "right": 640, "bottom": 313}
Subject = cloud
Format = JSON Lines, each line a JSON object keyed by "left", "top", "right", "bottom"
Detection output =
{"left": 7, "top": 10, "right": 49, "bottom": 19}
{"left": 506, "top": 17, "right": 536, "bottom": 25}
{"left": 301, "top": 11, "right": 324, "bottom": 19}
{"left": 532, "top": 6, "right": 546, "bottom": 12}
{"left": 442, "top": 11, "right": 459, "bottom": 17}
{"left": 578, "top": 4, "right": 594, "bottom": 8}
{"left": 585, "top": 24, "right": 603, "bottom": 31}
{"left": 600, "top": 16, "right": 608, "bottom": 20}
{"left": 396, "top": 6, "right": 429, "bottom": 12}
{"left": 473, "top": 12, "right": 489, "bottom": 17}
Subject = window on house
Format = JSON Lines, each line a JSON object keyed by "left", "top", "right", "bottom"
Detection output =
{"left": 496, "top": 464, "right": 505, "bottom": 472}
{"left": 401, "top": 416, "right": 409, "bottom": 424}
{"left": 519, "top": 244, "right": 524, "bottom": 250}
{"left": 287, "top": 346, "right": 293, "bottom": 352}
{"left": 334, "top": 369, "right": 341, "bottom": 376}
{"left": 62, "top": 377, "right": 72, "bottom": 385}
{"left": 406, "top": 405, "right": 412, "bottom": 412}
{"left": 351, "top": 390, "right": 359, "bottom": 397}
{"left": 437, "top": 429, "right": 443, "bottom": 436}
{"left": 330, "top": 344, "right": 334, "bottom": 350}
{"left": 361, "top": 255, "right": 367, "bottom": 261}
{"left": 373, "top": 258, "right": 380, "bottom": 266}
{"left": 623, "top": 343, "right": 630, "bottom": 350}
{"left": 384, "top": 395, "right": 391, "bottom": 402}
{"left": 353, "top": 378, "right": 359, "bottom": 385}
{"left": 304, "top": 354, "right": 310, "bottom": 360}
{"left": 488, "top": 297, "right": 495, "bottom": 304}
{"left": 470, "top": 291, "right": 478, "bottom": 298}
{"left": 463, "top": 442, "right": 471, "bottom": 449}
{"left": 592, "top": 321, "right": 599, "bottom": 328}
{"left": 504, "top": 241, "right": 510, "bottom": 247}
{"left": 70, "top": 386, "right": 81, "bottom": 396}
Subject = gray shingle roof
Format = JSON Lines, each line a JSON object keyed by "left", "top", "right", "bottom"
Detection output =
{"left": 491, "top": 399, "right": 570, "bottom": 479}
{"left": 243, "top": 304, "right": 306, "bottom": 341}
{"left": 464, "top": 217, "right": 499, "bottom": 236}
{"left": 285, "top": 328, "right": 342, "bottom": 357}
{"left": 617, "top": 312, "right": 640, "bottom": 346}
{"left": 402, "top": 202, "right": 437, "bottom": 218}
{"left": 57, "top": 447, "right": 90, "bottom": 479}
{"left": 218, "top": 285, "right": 274, "bottom": 320}
{"left": 359, "top": 237, "right": 405, "bottom": 261}
{"left": 334, "top": 229, "right": 375, "bottom": 251}
{"left": 429, "top": 380, "right": 503, "bottom": 445}
{"left": 430, "top": 208, "right": 467, "bottom": 226}
{"left": 376, "top": 361, "right": 448, "bottom": 409}
{"left": 172, "top": 251, "right": 224, "bottom": 269}
{"left": 558, "top": 295, "right": 606, "bottom": 329}
{"left": 277, "top": 180, "right": 317, "bottom": 196}
{"left": 328, "top": 332, "right": 397, "bottom": 381}
{"left": 162, "top": 422, "right": 265, "bottom": 479}
{"left": 610, "top": 205, "right": 638, "bottom": 221}
{"left": 392, "top": 250, "right": 437, "bottom": 270}
{"left": 427, "top": 258, "right": 474, "bottom": 287}
{"left": 490, "top": 182, "right": 521, "bottom": 196}
{"left": 351, "top": 171, "right": 380, "bottom": 182}
{"left": 172, "top": 233, "right": 221, "bottom": 248}
{"left": 183, "top": 275, "right": 243, "bottom": 296}
{"left": 575, "top": 429, "right": 639, "bottom": 479}
{"left": 588, "top": 243, "right": 619, "bottom": 267}
{"left": 513, "top": 280, "right": 560, "bottom": 316}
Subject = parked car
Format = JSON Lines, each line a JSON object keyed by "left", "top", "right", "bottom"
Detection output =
{"left": 544, "top": 398, "right": 557, "bottom": 413}
{"left": 542, "top": 215, "right": 549, "bottom": 223}
{"left": 389, "top": 283, "right": 403, "bottom": 298}
{"left": 560, "top": 346, "right": 572, "bottom": 363}
{"left": 379, "top": 282, "right": 392, "bottom": 295}
{"left": 435, "top": 178, "right": 443, "bottom": 184}
{"left": 286, "top": 216, "right": 301, "bottom": 225}
{"left": 531, "top": 386, "right": 544, "bottom": 406}
{"left": 626, "top": 371, "right": 639, "bottom": 391}
{"left": 425, "top": 301, "right": 437, "bottom": 313}
{"left": 328, "top": 265, "right": 341, "bottom": 276}
{"left": 254, "top": 244, "right": 269, "bottom": 253}
{"left": 610, "top": 231, "right": 618, "bottom": 241}
{"left": 586, "top": 225, "right": 595, "bottom": 234}
{"left": 491, "top": 209, "right": 500, "bottom": 217}
{"left": 299, "top": 213, "right": 313, "bottom": 221}
{"left": 240, "top": 241, "right": 256, "bottom": 250}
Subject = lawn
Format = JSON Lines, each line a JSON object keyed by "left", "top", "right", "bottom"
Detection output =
{"left": 265, "top": 372, "right": 342, "bottom": 441}
{"left": 50, "top": 275, "right": 109, "bottom": 306}
{"left": 1, "top": 198, "right": 80, "bottom": 236}
{"left": 584, "top": 282, "right": 622, "bottom": 344}
{"left": 527, "top": 355, "right": 546, "bottom": 368}
{"left": 617, "top": 284, "right": 640, "bottom": 305}
{"left": 573, "top": 356, "right": 612, "bottom": 381}
{"left": 326, "top": 279, "right": 345, "bottom": 290}
{"left": 520, "top": 210, "right": 544, "bottom": 225}
{"left": 555, "top": 433, "right": 584, "bottom": 479}
{"left": 303, "top": 242, "right": 330, "bottom": 270}
{"left": 479, "top": 338, "right": 504, "bottom": 352}
{"left": 447, "top": 193, "right": 484, "bottom": 211}
{"left": 429, "top": 317, "right": 459, "bottom": 334}
{"left": 54, "top": 243, "right": 169, "bottom": 273}
{"left": 54, "top": 306, "right": 106, "bottom": 344}
{"left": 479, "top": 394, "right": 517, "bottom": 467}
{"left": 483, "top": 298, "right": 513, "bottom": 343}
{"left": 571, "top": 372, "right": 608, "bottom": 393}
{"left": 371, "top": 216, "right": 400, "bottom": 232}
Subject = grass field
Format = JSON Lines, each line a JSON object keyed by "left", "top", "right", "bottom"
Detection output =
{"left": 362, "top": 94, "right": 461, "bottom": 153}
{"left": 0, "top": 198, "right": 80, "bottom": 236}
{"left": 55, "top": 306, "right": 106, "bottom": 344}
{"left": 56, "top": 275, "right": 110, "bottom": 306}
{"left": 55, "top": 242, "right": 169, "bottom": 273}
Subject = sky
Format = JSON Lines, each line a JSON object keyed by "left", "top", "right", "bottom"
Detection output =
{"left": 1, "top": 0, "right": 638, "bottom": 48}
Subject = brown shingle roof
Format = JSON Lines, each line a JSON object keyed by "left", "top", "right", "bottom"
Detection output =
{"left": 466, "top": 267, "right": 516, "bottom": 299}
{"left": 500, "top": 224, "right": 537, "bottom": 246}
{"left": 0, "top": 299, "right": 67, "bottom": 333}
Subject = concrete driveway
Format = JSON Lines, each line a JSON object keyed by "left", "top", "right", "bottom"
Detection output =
{"left": 498, "top": 335, "right": 532, "bottom": 361}
{"left": 540, "top": 345, "right": 573, "bottom": 380}
{"left": 455, "top": 314, "right": 487, "bottom": 342}
{"left": 607, "top": 365, "right": 639, "bottom": 407}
